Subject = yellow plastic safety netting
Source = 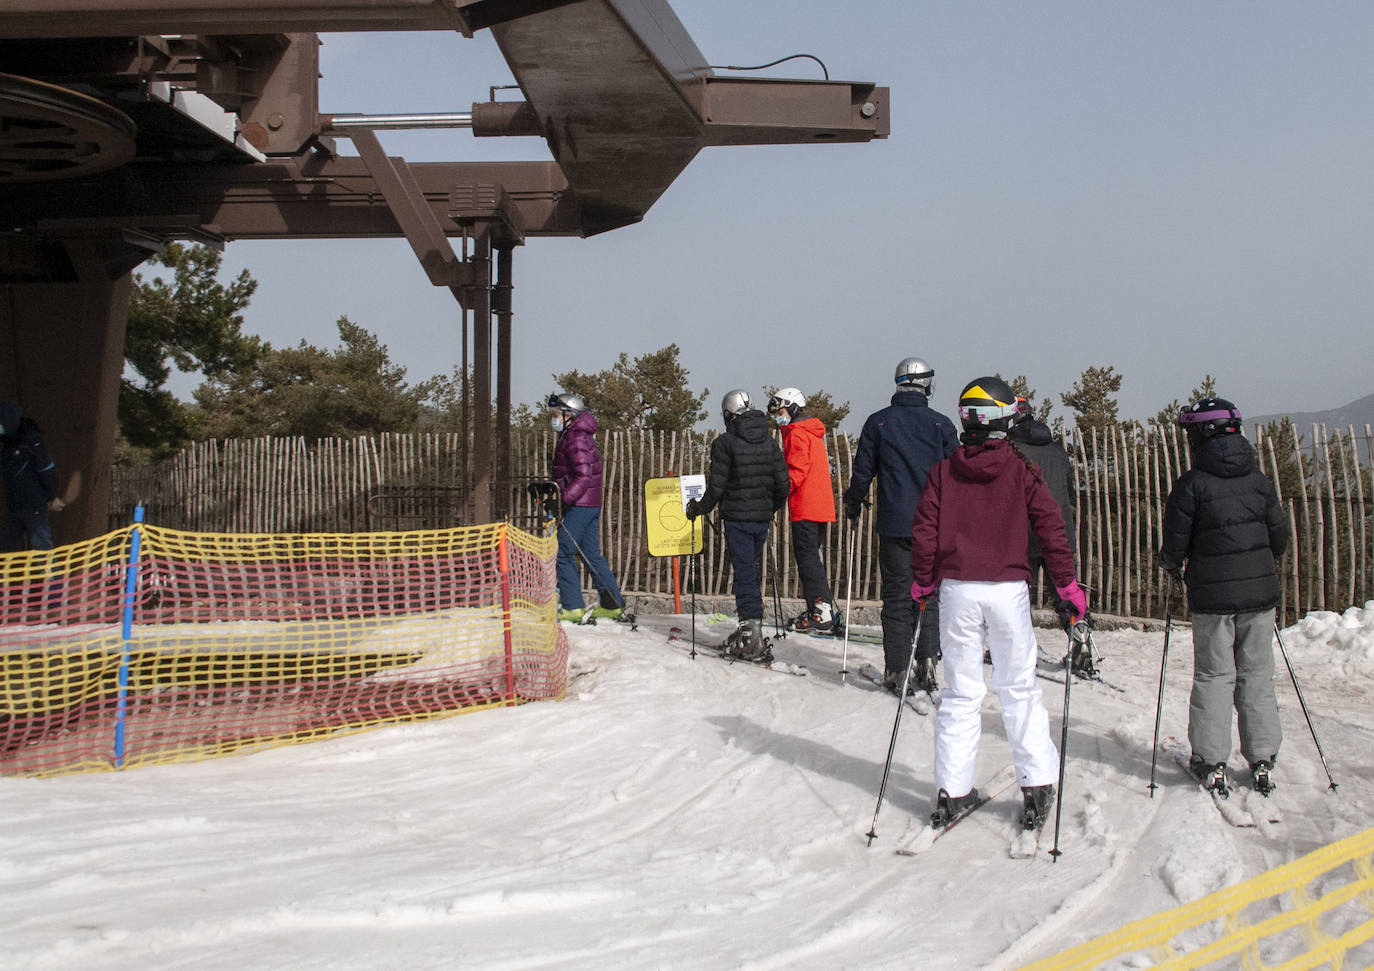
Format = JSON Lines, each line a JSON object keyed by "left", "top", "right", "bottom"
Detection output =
{"left": 0, "top": 521, "right": 566, "bottom": 777}
{"left": 1023, "top": 826, "right": 1374, "bottom": 969}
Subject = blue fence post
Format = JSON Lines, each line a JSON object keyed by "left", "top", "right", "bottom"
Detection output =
{"left": 113, "top": 505, "right": 145, "bottom": 769}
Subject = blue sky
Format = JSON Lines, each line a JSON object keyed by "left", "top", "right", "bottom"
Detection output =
{"left": 209, "top": 1, "right": 1374, "bottom": 432}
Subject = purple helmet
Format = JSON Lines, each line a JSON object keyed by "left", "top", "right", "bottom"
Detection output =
{"left": 1177, "top": 397, "right": 1241, "bottom": 438}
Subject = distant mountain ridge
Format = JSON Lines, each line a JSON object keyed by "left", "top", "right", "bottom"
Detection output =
{"left": 1248, "top": 392, "right": 1374, "bottom": 434}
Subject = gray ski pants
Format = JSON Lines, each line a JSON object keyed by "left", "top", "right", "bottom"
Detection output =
{"left": 1188, "top": 609, "right": 1283, "bottom": 766}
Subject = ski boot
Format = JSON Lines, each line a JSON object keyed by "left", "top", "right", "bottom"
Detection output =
{"left": 1190, "top": 756, "right": 1229, "bottom": 798}
{"left": 912, "top": 656, "right": 939, "bottom": 693}
{"left": 590, "top": 606, "right": 623, "bottom": 621}
{"left": 1250, "top": 758, "right": 1276, "bottom": 796}
{"left": 557, "top": 606, "right": 589, "bottom": 624}
{"left": 790, "top": 599, "right": 840, "bottom": 634}
{"left": 1021, "top": 785, "right": 1055, "bottom": 830}
{"left": 721, "top": 618, "right": 771, "bottom": 662}
{"left": 1069, "top": 616, "right": 1097, "bottom": 678}
{"left": 884, "top": 668, "right": 912, "bottom": 695}
{"left": 930, "top": 788, "right": 980, "bottom": 828}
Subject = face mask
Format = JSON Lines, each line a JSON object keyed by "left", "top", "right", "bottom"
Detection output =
{"left": 773, "top": 413, "right": 790, "bottom": 426}
{"left": 550, "top": 415, "right": 564, "bottom": 432}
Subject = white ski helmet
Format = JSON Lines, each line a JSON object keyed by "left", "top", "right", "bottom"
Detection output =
{"left": 721, "top": 389, "right": 751, "bottom": 422}
{"left": 894, "top": 357, "right": 934, "bottom": 394}
{"left": 767, "top": 387, "right": 806, "bottom": 418}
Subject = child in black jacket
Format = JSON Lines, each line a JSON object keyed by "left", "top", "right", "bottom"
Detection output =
{"left": 1159, "top": 397, "right": 1288, "bottom": 795}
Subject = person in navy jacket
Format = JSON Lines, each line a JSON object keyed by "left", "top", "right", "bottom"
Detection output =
{"left": 842, "top": 358, "right": 958, "bottom": 692}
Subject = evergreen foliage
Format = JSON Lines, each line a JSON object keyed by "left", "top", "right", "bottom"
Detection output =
{"left": 121, "top": 244, "right": 260, "bottom": 455}
{"left": 191, "top": 317, "right": 425, "bottom": 439}
{"left": 553, "top": 344, "right": 708, "bottom": 432}
{"left": 1061, "top": 365, "right": 1123, "bottom": 433}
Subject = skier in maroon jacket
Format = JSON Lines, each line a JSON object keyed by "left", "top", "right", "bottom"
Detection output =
{"left": 909, "top": 376, "right": 1087, "bottom": 830}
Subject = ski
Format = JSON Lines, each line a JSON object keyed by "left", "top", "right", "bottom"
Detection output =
{"left": 858, "top": 662, "right": 934, "bottom": 715}
{"left": 795, "top": 626, "right": 884, "bottom": 646}
{"left": 1009, "top": 793, "right": 1053, "bottom": 859}
{"left": 894, "top": 765, "right": 1019, "bottom": 856}
{"left": 1159, "top": 736, "right": 1263, "bottom": 828}
{"left": 666, "top": 627, "right": 809, "bottom": 677}
{"left": 1034, "top": 655, "right": 1125, "bottom": 693}
{"left": 1008, "top": 819, "right": 1046, "bottom": 859}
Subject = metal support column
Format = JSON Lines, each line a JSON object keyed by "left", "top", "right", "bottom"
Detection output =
{"left": 494, "top": 243, "right": 513, "bottom": 520}
{"left": 469, "top": 233, "right": 493, "bottom": 522}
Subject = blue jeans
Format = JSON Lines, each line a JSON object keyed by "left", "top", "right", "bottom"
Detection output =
{"left": 1, "top": 507, "right": 53, "bottom": 553}
{"left": 725, "top": 520, "right": 770, "bottom": 619}
{"left": 556, "top": 505, "right": 623, "bottom": 610}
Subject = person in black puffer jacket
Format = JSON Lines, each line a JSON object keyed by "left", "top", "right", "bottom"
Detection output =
{"left": 686, "top": 390, "right": 790, "bottom": 660}
{"left": 1159, "top": 397, "right": 1288, "bottom": 794}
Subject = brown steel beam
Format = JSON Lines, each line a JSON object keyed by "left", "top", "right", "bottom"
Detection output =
{"left": 0, "top": 0, "right": 586, "bottom": 39}
{"left": 2, "top": 158, "right": 579, "bottom": 240}
{"left": 347, "top": 129, "right": 471, "bottom": 288}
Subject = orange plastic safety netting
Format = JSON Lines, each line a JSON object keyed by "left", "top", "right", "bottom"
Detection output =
{"left": 0, "top": 520, "right": 566, "bottom": 777}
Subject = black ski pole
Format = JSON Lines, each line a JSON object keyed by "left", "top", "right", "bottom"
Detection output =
{"left": 1049, "top": 616, "right": 1082, "bottom": 861}
{"left": 767, "top": 528, "right": 787, "bottom": 640}
{"left": 1274, "top": 622, "right": 1338, "bottom": 792}
{"left": 866, "top": 599, "right": 927, "bottom": 846}
{"left": 840, "top": 520, "right": 858, "bottom": 683}
{"left": 1148, "top": 574, "right": 1181, "bottom": 797}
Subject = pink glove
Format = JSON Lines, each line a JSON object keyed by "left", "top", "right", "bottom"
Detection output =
{"left": 1056, "top": 581, "right": 1088, "bottom": 620}
{"left": 910, "top": 580, "right": 938, "bottom": 602}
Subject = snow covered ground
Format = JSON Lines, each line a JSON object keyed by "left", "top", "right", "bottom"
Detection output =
{"left": 4, "top": 603, "right": 1374, "bottom": 969}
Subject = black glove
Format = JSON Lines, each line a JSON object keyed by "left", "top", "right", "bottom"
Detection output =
{"left": 844, "top": 500, "right": 862, "bottom": 522}
{"left": 685, "top": 499, "right": 702, "bottom": 520}
{"left": 543, "top": 498, "right": 559, "bottom": 519}
{"left": 1056, "top": 600, "right": 1092, "bottom": 633}
{"left": 528, "top": 481, "right": 556, "bottom": 500}
{"left": 1055, "top": 598, "right": 1075, "bottom": 632}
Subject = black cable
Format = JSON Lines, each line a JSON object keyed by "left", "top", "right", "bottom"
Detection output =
{"left": 709, "top": 53, "right": 829, "bottom": 81}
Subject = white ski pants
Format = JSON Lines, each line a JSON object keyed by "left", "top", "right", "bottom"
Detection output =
{"left": 934, "top": 579, "right": 1060, "bottom": 796}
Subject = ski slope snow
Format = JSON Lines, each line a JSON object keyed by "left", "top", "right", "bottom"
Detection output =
{"left": 4, "top": 604, "right": 1373, "bottom": 968}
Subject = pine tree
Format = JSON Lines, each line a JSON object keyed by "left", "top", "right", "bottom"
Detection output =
{"left": 121, "top": 244, "right": 260, "bottom": 455}
{"left": 1060, "top": 365, "right": 1123, "bottom": 434}
{"left": 553, "top": 344, "right": 708, "bottom": 432}
{"left": 191, "top": 317, "right": 424, "bottom": 438}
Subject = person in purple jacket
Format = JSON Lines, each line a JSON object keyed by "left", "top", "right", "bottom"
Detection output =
{"left": 909, "top": 376, "right": 1087, "bottom": 831}
{"left": 548, "top": 392, "right": 624, "bottom": 623}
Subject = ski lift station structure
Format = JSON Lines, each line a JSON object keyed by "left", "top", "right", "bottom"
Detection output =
{"left": 0, "top": 0, "right": 888, "bottom": 540}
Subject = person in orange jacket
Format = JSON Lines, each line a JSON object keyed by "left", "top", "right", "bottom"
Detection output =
{"left": 768, "top": 388, "right": 841, "bottom": 633}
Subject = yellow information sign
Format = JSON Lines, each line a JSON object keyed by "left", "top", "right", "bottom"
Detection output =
{"left": 644, "top": 475, "right": 705, "bottom": 556}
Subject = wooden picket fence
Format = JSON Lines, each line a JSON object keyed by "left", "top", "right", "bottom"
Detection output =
{"left": 109, "top": 422, "right": 1372, "bottom": 623}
